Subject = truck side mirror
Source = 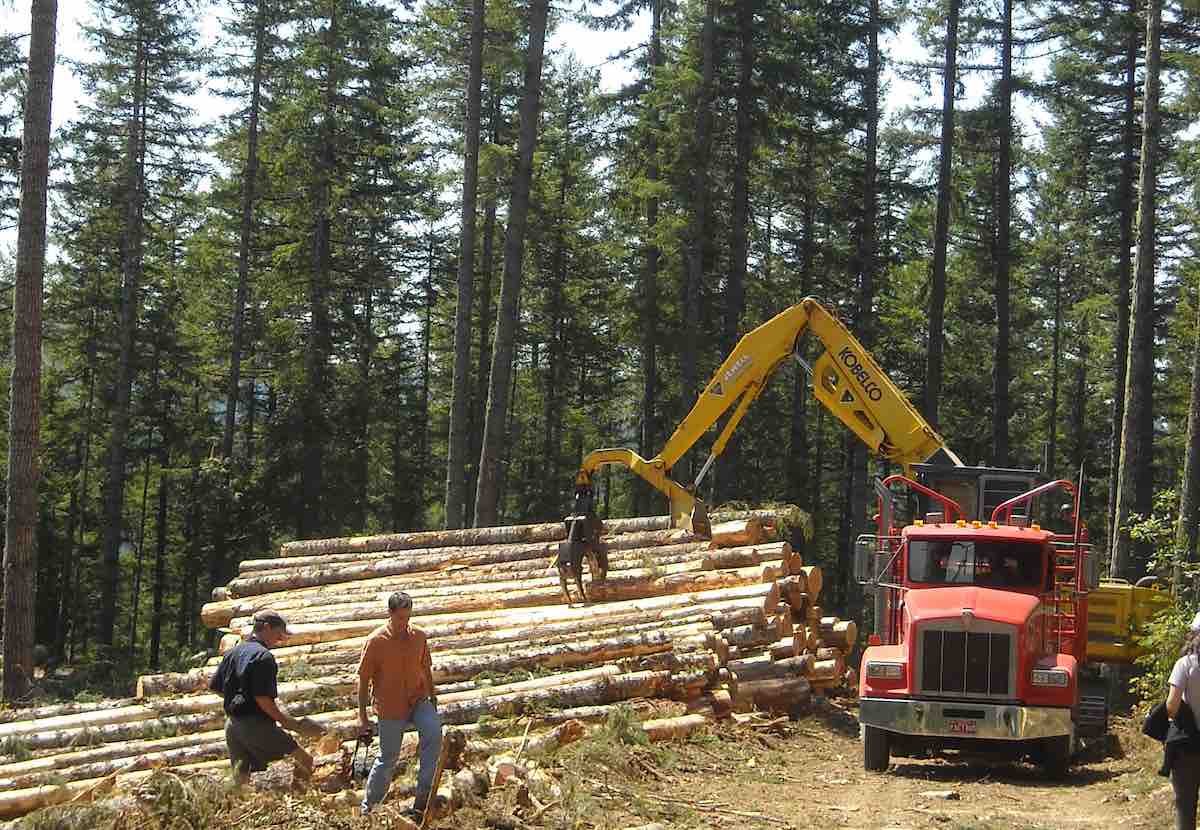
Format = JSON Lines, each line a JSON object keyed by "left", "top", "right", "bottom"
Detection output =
{"left": 855, "top": 536, "right": 877, "bottom": 586}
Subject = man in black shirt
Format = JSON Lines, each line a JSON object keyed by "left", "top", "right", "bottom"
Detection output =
{"left": 210, "top": 610, "right": 316, "bottom": 783}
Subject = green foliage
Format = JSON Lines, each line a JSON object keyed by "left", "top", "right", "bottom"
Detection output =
{"left": 1130, "top": 493, "right": 1200, "bottom": 706}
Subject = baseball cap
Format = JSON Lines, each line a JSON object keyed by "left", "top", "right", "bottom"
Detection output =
{"left": 252, "top": 609, "right": 291, "bottom": 634}
{"left": 388, "top": 591, "right": 413, "bottom": 611}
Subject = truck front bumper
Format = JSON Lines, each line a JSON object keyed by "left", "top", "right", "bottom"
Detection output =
{"left": 859, "top": 697, "right": 1072, "bottom": 741}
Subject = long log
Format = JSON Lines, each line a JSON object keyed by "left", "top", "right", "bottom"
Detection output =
{"left": 0, "top": 728, "right": 225, "bottom": 781}
{"left": 809, "top": 655, "right": 846, "bottom": 681}
{"left": 727, "top": 654, "right": 814, "bottom": 684}
{"left": 638, "top": 713, "right": 711, "bottom": 741}
{"left": 239, "top": 527, "right": 699, "bottom": 575}
{"left": 241, "top": 538, "right": 788, "bottom": 599}
{"left": 225, "top": 541, "right": 788, "bottom": 624}
{"left": 731, "top": 677, "right": 812, "bottom": 712}
{"left": 276, "top": 515, "right": 674, "bottom": 559}
{"left": 0, "top": 759, "right": 231, "bottom": 820}
{"left": 209, "top": 540, "right": 789, "bottom": 625}
{"left": 818, "top": 618, "right": 857, "bottom": 649}
{"left": 218, "top": 581, "right": 779, "bottom": 652}
{"left": 0, "top": 737, "right": 229, "bottom": 791}
{"left": 229, "top": 533, "right": 712, "bottom": 601}
{"left": 769, "top": 637, "right": 801, "bottom": 661}
{"left": 0, "top": 697, "right": 142, "bottom": 726}
{"left": 224, "top": 565, "right": 783, "bottom": 634}
{"left": 707, "top": 519, "right": 763, "bottom": 547}
{"left": 0, "top": 694, "right": 354, "bottom": 756}
{"left": 143, "top": 612, "right": 748, "bottom": 698}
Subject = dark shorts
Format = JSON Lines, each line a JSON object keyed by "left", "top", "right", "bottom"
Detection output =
{"left": 225, "top": 716, "right": 298, "bottom": 773}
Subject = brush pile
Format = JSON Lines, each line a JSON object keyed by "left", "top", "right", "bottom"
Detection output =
{"left": 0, "top": 508, "right": 857, "bottom": 821}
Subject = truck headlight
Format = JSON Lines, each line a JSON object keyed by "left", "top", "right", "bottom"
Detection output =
{"left": 865, "top": 661, "right": 905, "bottom": 680}
{"left": 1031, "top": 668, "right": 1069, "bottom": 687}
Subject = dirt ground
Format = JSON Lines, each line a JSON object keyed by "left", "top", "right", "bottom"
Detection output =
{"left": 439, "top": 699, "right": 1176, "bottom": 830}
{"left": 13, "top": 699, "right": 1177, "bottom": 830}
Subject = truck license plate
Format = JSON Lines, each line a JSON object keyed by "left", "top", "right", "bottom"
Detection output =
{"left": 947, "top": 718, "right": 978, "bottom": 735}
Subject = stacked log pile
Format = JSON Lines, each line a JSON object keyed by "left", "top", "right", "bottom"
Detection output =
{"left": 0, "top": 510, "right": 857, "bottom": 820}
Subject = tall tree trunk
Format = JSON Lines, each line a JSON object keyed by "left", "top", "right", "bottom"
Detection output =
{"left": 924, "top": 0, "right": 959, "bottom": 428}
{"left": 445, "top": 0, "right": 486, "bottom": 529}
{"left": 301, "top": 3, "right": 338, "bottom": 539}
{"left": 224, "top": 0, "right": 267, "bottom": 463}
{"left": 637, "top": 0, "right": 663, "bottom": 517}
{"left": 418, "top": 234, "right": 435, "bottom": 519}
{"left": 680, "top": 0, "right": 716, "bottom": 471}
{"left": 353, "top": 247, "right": 375, "bottom": 532}
{"left": 719, "top": 0, "right": 754, "bottom": 502}
{"left": 474, "top": 0, "right": 550, "bottom": 527}
{"left": 992, "top": 0, "right": 1013, "bottom": 466}
{"left": 211, "top": 0, "right": 267, "bottom": 647}
{"left": 100, "top": 16, "right": 147, "bottom": 650}
{"left": 176, "top": 392, "right": 201, "bottom": 653}
{"left": 1071, "top": 316, "right": 1089, "bottom": 474}
{"left": 149, "top": 445, "right": 169, "bottom": 669}
{"left": 1111, "top": 0, "right": 1161, "bottom": 579}
{"left": 1109, "top": 0, "right": 1139, "bottom": 538}
{"left": 788, "top": 170, "right": 815, "bottom": 505}
{"left": 3, "top": 0, "right": 56, "bottom": 700}
{"left": 1178, "top": 290, "right": 1200, "bottom": 559}
{"left": 1048, "top": 263, "right": 1061, "bottom": 476}
{"left": 469, "top": 92, "right": 503, "bottom": 516}
{"left": 542, "top": 135, "right": 570, "bottom": 515}
{"left": 846, "top": 0, "right": 880, "bottom": 622}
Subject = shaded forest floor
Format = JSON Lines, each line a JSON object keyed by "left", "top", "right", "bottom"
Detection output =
{"left": 9, "top": 698, "right": 1174, "bottom": 830}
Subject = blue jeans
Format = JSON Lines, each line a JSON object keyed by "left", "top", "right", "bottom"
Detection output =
{"left": 362, "top": 698, "right": 442, "bottom": 810}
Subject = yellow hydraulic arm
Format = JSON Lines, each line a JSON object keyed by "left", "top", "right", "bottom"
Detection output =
{"left": 570, "top": 297, "right": 962, "bottom": 535}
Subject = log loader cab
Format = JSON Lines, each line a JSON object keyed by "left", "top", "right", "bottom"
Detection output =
{"left": 855, "top": 466, "right": 1110, "bottom": 776}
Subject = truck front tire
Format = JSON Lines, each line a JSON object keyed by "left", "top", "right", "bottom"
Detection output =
{"left": 1038, "top": 733, "right": 1072, "bottom": 779}
{"left": 863, "top": 725, "right": 890, "bottom": 771}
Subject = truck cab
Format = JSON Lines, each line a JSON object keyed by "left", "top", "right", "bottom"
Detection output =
{"left": 856, "top": 467, "right": 1098, "bottom": 776}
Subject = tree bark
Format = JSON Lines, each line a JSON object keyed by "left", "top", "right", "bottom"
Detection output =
{"left": 1109, "top": 0, "right": 1139, "bottom": 537}
{"left": 301, "top": 3, "right": 338, "bottom": 540}
{"left": 100, "top": 12, "right": 147, "bottom": 650}
{"left": 637, "top": 0, "right": 663, "bottom": 517}
{"left": 1111, "top": 0, "right": 1160, "bottom": 579}
{"left": 1178, "top": 295, "right": 1200, "bottom": 558}
{"left": 846, "top": 0, "right": 879, "bottom": 624}
{"left": 223, "top": 0, "right": 267, "bottom": 463}
{"left": 3, "top": 0, "right": 56, "bottom": 700}
{"left": 924, "top": 0, "right": 959, "bottom": 428}
{"left": 680, "top": 0, "right": 717, "bottom": 459}
{"left": 720, "top": 0, "right": 754, "bottom": 501}
{"left": 218, "top": 581, "right": 779, "bottom": 651}
{"left": 474, "top": 0, "right": 550, "bottom": 526}
{"left": 992, "top": 0, "right": 1013, "bottom": 466}
{"left": 446, "top": 0, "right": 486, "bottom": 530}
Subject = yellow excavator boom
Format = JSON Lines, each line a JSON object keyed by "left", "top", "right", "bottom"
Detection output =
{"left": 571, "top": 297, "right": 962, "bottom": 535}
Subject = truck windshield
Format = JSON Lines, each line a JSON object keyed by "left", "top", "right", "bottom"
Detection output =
{"left": 907, "top": 539, "right": 1044, "bottom": 588}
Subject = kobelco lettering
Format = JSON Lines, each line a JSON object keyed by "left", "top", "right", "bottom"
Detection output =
{"left": 837, "top": 346, "right": 884, "bottom": 401}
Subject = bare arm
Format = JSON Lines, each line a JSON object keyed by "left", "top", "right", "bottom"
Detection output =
{"left": 255, "top": 695, "right": 301, "bottom": 731}
{"left": 423, "top": 638, "right": 436, "bottom": 706}
{"left": 1168, "top": 684, "right": 1184, "bottom": 719}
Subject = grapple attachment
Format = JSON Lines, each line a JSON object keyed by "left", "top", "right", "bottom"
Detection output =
{"left": 556, "top": 486, "right": 607, "bottom": 603}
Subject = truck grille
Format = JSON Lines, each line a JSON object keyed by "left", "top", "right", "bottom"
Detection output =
{"left": 920, "top": 629, "right": 1012, "bottom": 697}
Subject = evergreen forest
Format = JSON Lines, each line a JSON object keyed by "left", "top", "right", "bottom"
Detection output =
{"left": 1, "top": 0, "right": 1199, "bottom": 690}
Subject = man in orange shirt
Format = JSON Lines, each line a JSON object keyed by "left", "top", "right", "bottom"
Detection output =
{"left": 357, "top": 591, "right": 442, "bottom": 817}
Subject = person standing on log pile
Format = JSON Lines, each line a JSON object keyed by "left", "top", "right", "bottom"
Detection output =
{"left": 209, "top": 610, "right": 316, "bottom": 784}
{"left": 358, "top": 591, "right": 443, "bottom": 819}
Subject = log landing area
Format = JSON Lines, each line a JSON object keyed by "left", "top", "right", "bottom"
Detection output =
{"left": 0, "top": 508, "right": 858, "bottom": 821}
